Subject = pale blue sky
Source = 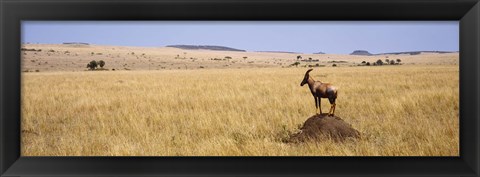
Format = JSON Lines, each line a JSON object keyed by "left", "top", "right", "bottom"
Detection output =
{"left": 22, "top": 21, "right": 458, "bottom": 54}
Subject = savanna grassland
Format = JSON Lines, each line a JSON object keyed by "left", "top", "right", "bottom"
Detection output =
{"left": 21, "top": 44, "right": 459, "bottom": 156}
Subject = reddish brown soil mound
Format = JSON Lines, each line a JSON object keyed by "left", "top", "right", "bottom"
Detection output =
{"left": 288, "top": 114, "right": 360, "bottom": 143}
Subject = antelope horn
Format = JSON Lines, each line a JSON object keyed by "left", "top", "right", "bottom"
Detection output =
{"left": 305, "top": 69, "right": 313, "bottom": 75}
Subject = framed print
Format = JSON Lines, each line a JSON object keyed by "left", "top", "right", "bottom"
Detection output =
{"left": 1, "top": 0, "right": 479, "bottom": 176}
{"left": 18, "top": 20, "right": 460, "bottom": 157}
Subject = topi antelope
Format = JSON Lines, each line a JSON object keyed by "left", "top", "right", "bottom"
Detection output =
{"left": 300, "top": 69, "right": 338, "bottom": 116}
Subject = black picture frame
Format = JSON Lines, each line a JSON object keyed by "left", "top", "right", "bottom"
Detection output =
{"left": 1, "top": 0, "right": 479, "bottom": 176}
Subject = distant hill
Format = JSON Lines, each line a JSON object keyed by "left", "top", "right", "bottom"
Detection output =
{"left": 63, "top": 42, "right": 90, "bottom": 45}
{"left": 374, "top": 51, "right": 458, "bottom": 55}
{"left": 350, "top": 50, "right": 457, "bottom": 56}
{"left": 350, "top": 50, "right": 372, "bottom": 56}
{"left": 166, "top": 45, "right": 246, "bottom": 52}
{"left": 313, "top": 52, "right": 326, "bottom": 54}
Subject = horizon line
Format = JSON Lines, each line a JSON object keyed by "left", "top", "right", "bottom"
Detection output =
{"left": 21, "top": 42, "right": 459, "bottom": 55}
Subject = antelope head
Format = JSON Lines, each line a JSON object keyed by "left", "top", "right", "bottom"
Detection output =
{"left": 300, "top": 69, "right": 313, "bottom": 86}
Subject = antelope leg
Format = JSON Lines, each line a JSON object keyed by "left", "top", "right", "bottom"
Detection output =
{"left": 332, "top": 103, "right": 336, "bottom": 116}
{"left": 327, "top": 105, "right": 331, "bottom": 115}
{"left": 318, "top": 98, "right": 322, "bottom": 114}
{"left": 327, "top": 102, "right": 334, "bottom": 116}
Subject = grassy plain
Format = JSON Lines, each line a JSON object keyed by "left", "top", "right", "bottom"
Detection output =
{"left": 21, "top": 44, "right": 458, "bottom": 72}
{"left": 22, "top": 64, "right": 459, "bottom": 156}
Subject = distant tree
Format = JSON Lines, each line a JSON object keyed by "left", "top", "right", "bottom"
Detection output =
{"left": 98, "top": 60, "right": 105, "bottom": 68}
{"left": 376, "top": 59, "right": 384, "bottom": 65}
{"left": 308, "top": 57, "right": 312, "bottom": 62}
{"left": 390, "top": 60, "right": 396, "bottom": 65}
{"left": 225, "top": 56, "right": 232, "bottom": 60}
{"left": 297, "top": 55, "right": 302, "bottom": 61}
{"left": 361, "top": 61, "right": 366, "bottom": 64}
{"left": 332, "top": 64, "right": 337, "bottom": 67}
{"left": 396, "top": 59, "right": 402, "bottom": 63}
{"left": 366, "top": 62, "right": 371, "bottom": 66}
{"left": 243, "top": 56, "right": 248, "bottom": 60}
{"left": 385, "top": 59, "right": 390, "bottom": 64}
{"left": 87, "top": 60, "right": 98, "bottom": 70}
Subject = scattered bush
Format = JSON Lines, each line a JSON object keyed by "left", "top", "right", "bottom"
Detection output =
{"left": 21, "top": 48, "right": 41, "bottom": 52}
{"left": 327, "top": 60, "right": 348, "bottom": 63}
{"left": 98, "top": 60, "right": 105, "bottom": 68}
{"left": 291, "top": 62, "right": 300, "bottom": 67}
{"left": 308, "top": 64, "right": 326, "bottom": 67}
{"left": 87, "top": 60, "right": 98, "bottom": 70}
{"left": 332, "top": 64, "right": 337, "bottom": 67}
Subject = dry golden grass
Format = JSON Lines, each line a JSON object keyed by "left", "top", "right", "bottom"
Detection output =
{"left": 21, "top": 65, "right": 459, "bottom": 156}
